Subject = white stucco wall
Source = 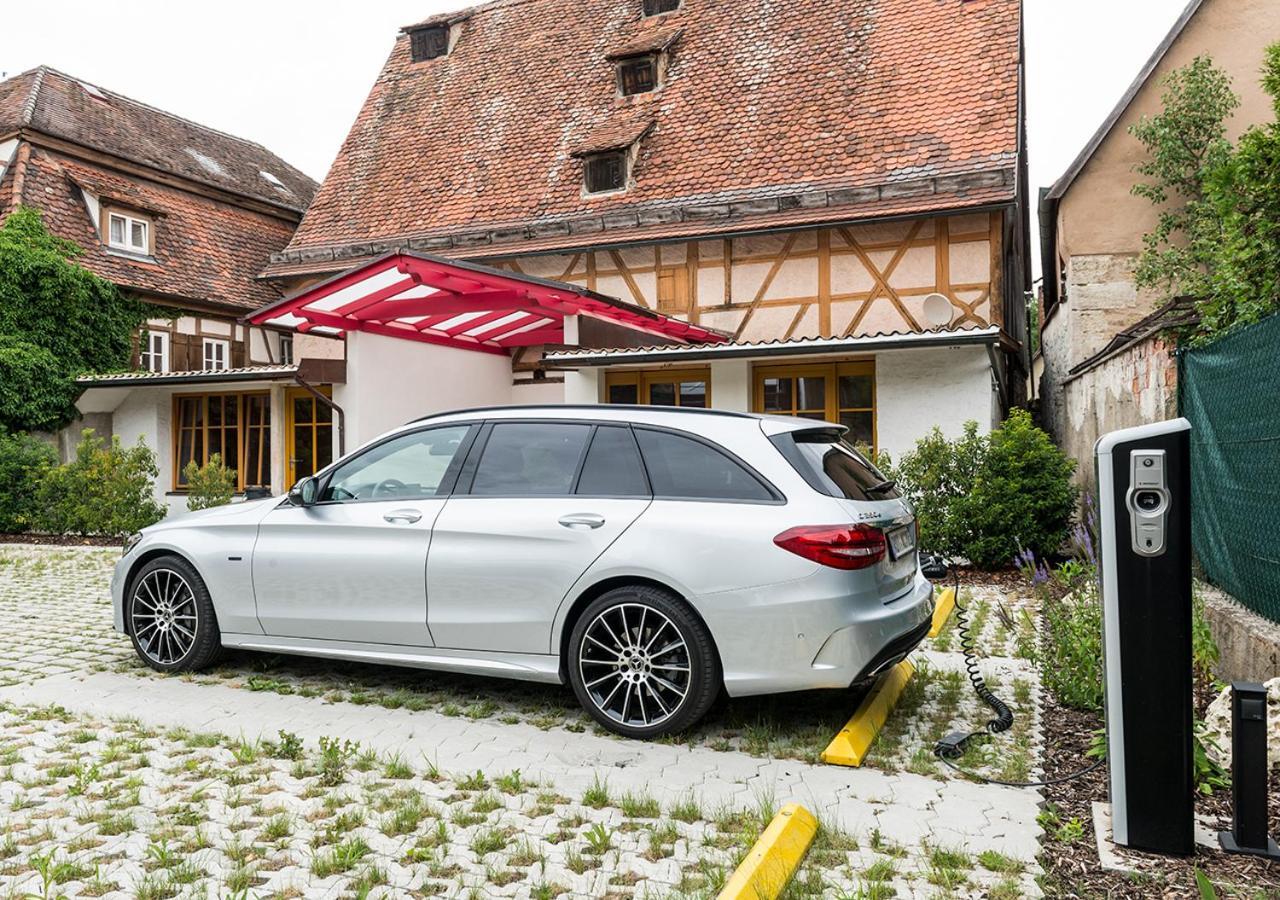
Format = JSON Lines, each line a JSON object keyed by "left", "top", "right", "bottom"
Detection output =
{"left": 874, "top": 345, "right": 996, "bottom": 460}
{"left": 709, "top": 360, "right": 750, "bottom": 411}
{"left": 334, "top": 331, "right": 516, "bottom": 447}
{"left": 564, "top": 369, "right": 601, "bottom": 405}
{"left": 109, "top": 388, "right": 182, "bottom": 515}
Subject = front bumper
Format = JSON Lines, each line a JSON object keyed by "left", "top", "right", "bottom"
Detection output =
{"left": 717, "top": 572, "right": 935, "bottom": 697}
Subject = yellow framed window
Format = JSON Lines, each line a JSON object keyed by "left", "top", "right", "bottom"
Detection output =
{"left": 753, "top": 360, "right": 876, "bottom": 450}
{"left": 605, "top": 368, "right": 710, "bottom": 408}
{"left": 285, "top": 386, "right": 334, "bottom": 487}
{"left": 173, "top": 392, "right": 271, "bottom": 491}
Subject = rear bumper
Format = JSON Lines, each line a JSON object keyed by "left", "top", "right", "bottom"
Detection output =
{"left": 716, "top": 572, "right": 934, "bottom": 697}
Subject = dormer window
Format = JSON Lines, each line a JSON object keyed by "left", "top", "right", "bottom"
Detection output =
{"left": 584, "top": 152, "right": 628, "bottom": 194}
{"left": 617, "top": 55, "right": 658, "bottom": 96}
{"left": 107, "top": 211, "right": 150, "bottom": 255}
{"left": 409, "top": 25, "right": 449, "bottom": 61}
{"left": 643, "top": 0, "right": 680, "bottom": 15}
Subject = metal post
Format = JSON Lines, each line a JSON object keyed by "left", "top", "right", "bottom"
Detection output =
{"left": 1218, "top": 682, "right": 1280, "bottom": 859}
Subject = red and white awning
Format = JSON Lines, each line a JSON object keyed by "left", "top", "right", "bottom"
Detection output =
{"left": 249, "top": 252, "right": 725, "bottom": 355}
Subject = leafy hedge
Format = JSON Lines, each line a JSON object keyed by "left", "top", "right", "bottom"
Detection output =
{"left": 0, "top": 429, "right": 58, "bottom": 533}
{"left": 883, "top": 410, "right": 1077, "bottom": 568}
{"left": 0, "top": 430, "right": 165, "bottom": 536}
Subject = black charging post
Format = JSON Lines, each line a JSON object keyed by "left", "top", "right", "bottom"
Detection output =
{"left": 1095, "top": 419, "right": 1194, "bottom": 855}
{"left": 1219, "top": 681, "right": 1280, "bottom": 859}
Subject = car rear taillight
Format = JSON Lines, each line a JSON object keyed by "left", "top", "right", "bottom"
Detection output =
{"left": 773, "top": 524, "right": 887, "bottom": 570}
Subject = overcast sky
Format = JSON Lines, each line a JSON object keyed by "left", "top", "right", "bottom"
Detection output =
{"left": 2, "top": 0, "right": 1192, "bottom": 277}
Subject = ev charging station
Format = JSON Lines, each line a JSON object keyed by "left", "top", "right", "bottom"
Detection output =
{"left": 1096, "top": 418, "right": 1194, "bottom": 856}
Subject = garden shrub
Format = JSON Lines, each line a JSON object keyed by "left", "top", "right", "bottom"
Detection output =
{"left": 183, "top": 453, "right": 236, "bottom": 511}
{"left": 889, "top": 410, "right": 1076, "bottom": 568}
{"left": 36, "top": 430, "right": 165, "bottom": 536}
{"left": 964, "top": 410, "right": 1079, "bottom": 569}
{"left": 0, "top": 428, "right": 57, "bottom": 533}
{"left": 885, "top": 422, "right": 986, "bottom": 561}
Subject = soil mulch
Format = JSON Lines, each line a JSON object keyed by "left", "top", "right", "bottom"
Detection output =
{"left": 1039, "top": 697, "right": 1280, "bottom": 898}
{"left": 0, "top": 532, "right": 121, "bottom": 547}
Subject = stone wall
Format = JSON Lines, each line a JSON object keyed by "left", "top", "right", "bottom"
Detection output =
{"left": 1200, "top": 581, "right": 1280, "bottom": 683}
{"left": 1058, "top": 330, "right": 1178, "bottom": 490}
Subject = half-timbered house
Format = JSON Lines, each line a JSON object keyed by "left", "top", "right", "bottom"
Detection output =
{"left": 259, "top": 0, "right": 1030, "bottom": 463}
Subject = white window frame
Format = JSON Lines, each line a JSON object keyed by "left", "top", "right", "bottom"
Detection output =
{"left": 107, "top": 211, "right": 150, "bottom": 254}
{"left": 278, "top": 334, "right": 294, "bottom": 365}
{"left": 202, "top": 338, "right": 230, "bottom": 372}
{"left": 141, "top": 331, "right": 170, "bottom": 373}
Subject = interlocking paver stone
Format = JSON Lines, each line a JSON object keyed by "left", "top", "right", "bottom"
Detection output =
{"left": 0, "top": 543, "right": 1045, "bottom": 897}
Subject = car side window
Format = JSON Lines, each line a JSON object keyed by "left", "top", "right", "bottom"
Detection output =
{"left": 634, "top": 427, "right": 775, "bottom": 502}
{"left": 322, "top": 425, "right": 471, "bottom": 503}
{"left": 470, "top": 422, "right": 591, "bottom": 496}
{"left": 576, "top": 426, "right": 650, "bottom": 497}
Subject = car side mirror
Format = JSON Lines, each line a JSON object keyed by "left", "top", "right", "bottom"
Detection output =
{"left": 920, "top": 552, "right": 949, "bottom": 580}
{"left": 288, "top": 476, "right": 318, "bottom": 507}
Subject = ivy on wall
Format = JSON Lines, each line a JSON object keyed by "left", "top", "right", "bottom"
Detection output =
{"left": 0, "top": 207, "right": 150, "bottom": 431}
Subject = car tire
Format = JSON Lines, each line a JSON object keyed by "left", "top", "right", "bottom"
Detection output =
{"left": 125, "top": 555, "right": 223, "bottom": 673}
{"left": 567, "top": 585, "right": 720, "bottom": 739}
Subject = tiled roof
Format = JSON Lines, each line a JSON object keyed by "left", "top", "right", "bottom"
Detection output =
{"left": 543, "top": 325, "right": 1002, "bottom": 365}
{"left": 7, "top": 145, "right": 299, "bottom": 311}
{"left": 278, "top": 0, "right": 1021, "bottom": 270}
{"left": 0, "top": 67, "right": 316, "bottom": 212}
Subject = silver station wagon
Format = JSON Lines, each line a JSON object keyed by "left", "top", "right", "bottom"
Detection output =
{"left": 114, "top": 405, "right": 934, "bottom": 738}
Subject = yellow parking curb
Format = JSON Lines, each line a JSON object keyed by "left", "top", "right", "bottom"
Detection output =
{"left": 717, "top": 802, "right": 819, "bottom": 900}
{"left": 929, "top": 586, "right": 956, "bottom": 638}
{"left": 819, "top": 659, "right": 915, "bottom": 767}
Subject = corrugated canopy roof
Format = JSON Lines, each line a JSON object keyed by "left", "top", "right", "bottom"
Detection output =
{"left": 248, "top": 252, "right": 727, "bottom": 354}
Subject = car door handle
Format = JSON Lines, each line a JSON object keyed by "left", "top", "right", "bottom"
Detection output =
{"left": 383, "top": 509, "right": 423, "bottom": 524}
{"left": 558, "top": 513, "right": 606, "bottom": 530}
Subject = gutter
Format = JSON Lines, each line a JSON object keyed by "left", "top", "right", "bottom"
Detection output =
{"left": 544, "top": 327, "right": 1002, "bottom": 367}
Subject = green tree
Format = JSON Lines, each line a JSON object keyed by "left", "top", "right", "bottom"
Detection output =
{"left": 0, "top": 207, "right": 150, "bottom": 431}
{"left": 1129, "top": 56, "right": 1239, "bottom": 303}
{"left": 1199, "top": 43, "right": 1280, "bottom": 337}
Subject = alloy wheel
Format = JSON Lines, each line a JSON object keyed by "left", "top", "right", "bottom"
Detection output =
{"left": 130, "top": 568, "right": 199, "bottom": 666}
{"left": 578, "top": 602, "right": 691, "bottom": 729}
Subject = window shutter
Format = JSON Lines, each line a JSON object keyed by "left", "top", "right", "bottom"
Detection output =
{"left": 171, "top": 333, "right": 193, "bottom": 372}
{"left": 410, "top": 26, "right": 449, "bottom": 62}
{"left": 656, "top": 265, "right": 689, "bottom": 314}
{"left": 231, "top": 341, "right": 246, "bottom": 369}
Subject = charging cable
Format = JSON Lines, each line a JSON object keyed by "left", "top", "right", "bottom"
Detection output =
{"left": 928, "top": 558, "right": 1106, "bottom": 789}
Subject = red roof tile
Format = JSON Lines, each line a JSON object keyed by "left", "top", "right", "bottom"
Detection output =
{"left": 0, "top": 67, "right": 316, "bottom": 212}
{"left": 280, "top": 0, "right": 1021, "bottom": 267}
{"left": 11, "top": 146, "right": 298, "bottom": 312}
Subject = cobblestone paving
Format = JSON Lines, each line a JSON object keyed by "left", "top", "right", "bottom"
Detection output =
{"left": 0, "top": 545, "right": 1045, "bottom": 897}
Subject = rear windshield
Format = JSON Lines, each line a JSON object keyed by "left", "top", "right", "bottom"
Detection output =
{"left": 772, "top": 429, "right": 901, "bottom": 501}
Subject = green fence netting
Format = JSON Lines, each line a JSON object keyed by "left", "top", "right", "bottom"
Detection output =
{"left": 1179, "top": 313, "right": 1280, "bottom": 624}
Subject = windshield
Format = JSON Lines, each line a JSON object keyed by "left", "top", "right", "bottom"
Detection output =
{"left": 774, "top": 429, "right": 901, "bottom": 501}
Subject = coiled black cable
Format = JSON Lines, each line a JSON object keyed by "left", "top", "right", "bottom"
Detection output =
{"left": 953, "top": 566, "right": 1014, "bottom": 736}
{"left": 931, "top": 559, "right": 1108, "bottom": 790}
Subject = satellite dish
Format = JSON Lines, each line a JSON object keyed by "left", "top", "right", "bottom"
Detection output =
{"left": 922, "top": 293, "right": 953, "bottom": 330}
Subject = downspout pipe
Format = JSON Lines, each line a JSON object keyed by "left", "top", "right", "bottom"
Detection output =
{"left": 293, "top": 374, "right": 346, "bottom": 458}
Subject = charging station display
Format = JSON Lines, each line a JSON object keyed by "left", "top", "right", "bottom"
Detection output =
{"left": 1095, "top": 419, "right": 1194, "bottom": 856}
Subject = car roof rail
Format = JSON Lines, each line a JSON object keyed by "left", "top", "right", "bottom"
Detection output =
{"left": 407, "top": 404, "right": 760, "bottom": 425}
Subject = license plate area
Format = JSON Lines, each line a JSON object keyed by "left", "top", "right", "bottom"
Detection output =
{"left": 886, "top": 524, "right": 916, "bottom": 560}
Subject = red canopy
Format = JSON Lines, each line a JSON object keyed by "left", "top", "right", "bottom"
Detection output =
{"left": 249, "top": 252, "right": 725, "bottom": 356}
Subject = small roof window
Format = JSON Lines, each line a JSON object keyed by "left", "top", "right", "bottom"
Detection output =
{"left": 643, "top": 0, "right": 680, "bottom": 15}
{"left": 617, "top": 55, "right": 658, "bottom": 96}
{"left": 584, "top": 152, "right": 628, "bottom": 195}
{"left": 409, "top": 25, "right": 450, "bottom": 61}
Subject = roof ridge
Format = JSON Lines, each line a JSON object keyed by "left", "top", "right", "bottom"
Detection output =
{"left": 18, "top": 65, "right": 49, "bottom": 128}
{"left": 35, "top": 66, "right": 286, "bottom": 159}
{"left": 404, "top": 0, "right": 539, "bottom": 30}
